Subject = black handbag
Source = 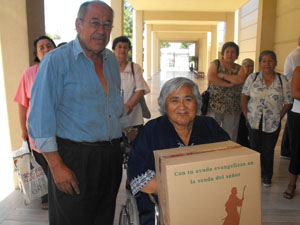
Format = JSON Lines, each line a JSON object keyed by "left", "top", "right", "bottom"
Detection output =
{"left": 200, "top": 88, "right": 210, "bottom": 115}
{"left": 201, "top": 60, "right": 221, "bottom": 115}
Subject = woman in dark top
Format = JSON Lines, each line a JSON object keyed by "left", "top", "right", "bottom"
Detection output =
{"left": 128, "top": 77, "right": 230, "bottom": 225}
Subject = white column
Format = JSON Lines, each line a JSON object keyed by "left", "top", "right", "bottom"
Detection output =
{"left": 195, "top": 42, "right": 199, "bottom": 70}
{"left": 211, "top": 25, "right": 218, "bottom": 62}
{"left": 225, "top": 12, "right": 235, "bottom": 42}
{"left": 151, "top": 32, "right": 158, "bottom": 75}
{"left": 158, "top": 40, "right": 161, "bottom": 72}
{"left": 144, "top": 23, "right": 152, "bottom": 79}
{"left": 133, "top": 10, "right": 143, "bottom": 67}
{"left": 198, "top": 39, "right": 202, "bottom": 72}
{"left": 202, "top": 33, "right": 209, "bottom": 73}
{"left": 109, "top": 0, "right": 123, "bottom": 49}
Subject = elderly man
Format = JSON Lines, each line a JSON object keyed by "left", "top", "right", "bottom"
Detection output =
{"left": 28, "top": 1, "right": 124, "bottom": 225}
{"left": 281, "top": 36, "right": 300, "bottom": 159}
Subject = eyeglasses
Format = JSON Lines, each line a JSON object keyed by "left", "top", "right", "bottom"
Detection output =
{"left": 80, "top": 19, "right": 113, "bottom": 30}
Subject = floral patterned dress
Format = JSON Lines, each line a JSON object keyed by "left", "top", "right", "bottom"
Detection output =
{"left": 208, "top": 59, "right": 242, "bottom": 114}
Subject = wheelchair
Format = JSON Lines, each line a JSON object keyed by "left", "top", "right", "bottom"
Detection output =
{"left": 119, "top": 135, "right": 162, "bottom": 225}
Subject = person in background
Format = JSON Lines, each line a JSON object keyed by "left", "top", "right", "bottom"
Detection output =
{"left": 237, "top": 58, "right": 254, "bottom": 147}
{"left": 112, "top": 36, "right": 150, "bottom": 141}
{"left": 241, "top": 50, "right": 292, "bottom": 187}
{"left": 28, "top": 1, "right": 124, "bottom": 225}
{"left": 281, "top": 36, "right": 300, "bottom": 159}
{"left": 283, "top": 66, "right": 300, "bottom": 199}
{"left": 128, "top": 77, "right": 230, "bottom": 225}
{"left": 57, "top": 42, "right": 67, "bottom": 47}
{"left": 207, "top": 41, "right": 246, "bottom": 141}
{"left": 14, "top": 35, "right": 56, "bottom": 210}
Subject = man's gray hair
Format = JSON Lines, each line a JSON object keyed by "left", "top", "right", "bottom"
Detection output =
{"left": 241, "top": 58, "right": 254, "bottom": 66}
{"left": 157, "top": 77, "right": 202, "bottom": 115}
{"left": 77, "top": 1, "right": 114, "bottom": 20}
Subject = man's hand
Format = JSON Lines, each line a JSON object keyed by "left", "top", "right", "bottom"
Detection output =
{"left": 42, "top": 152, "right": 80, "bottom": 195}
{"left": 51, "top": 163, "right": 80, "bottom": 195}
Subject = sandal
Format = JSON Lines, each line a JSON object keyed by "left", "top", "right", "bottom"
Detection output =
{"left": 41, "top": 202, "right": 48, "bottom": 210}
{"left": 283, "top": 184, "right": 296, "bottom": 200}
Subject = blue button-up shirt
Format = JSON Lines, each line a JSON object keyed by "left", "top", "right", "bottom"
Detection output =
{"left": 28, "top": 36, "right": 124, "bottom": 152}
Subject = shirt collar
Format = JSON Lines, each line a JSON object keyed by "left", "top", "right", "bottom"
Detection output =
{"left": 73, "top": 35, "right": 109, "bottom": 61}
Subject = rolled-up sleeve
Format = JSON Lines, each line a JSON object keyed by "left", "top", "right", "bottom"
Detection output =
{"left": 28, "top": 54, "right": 62, "bottom": 152}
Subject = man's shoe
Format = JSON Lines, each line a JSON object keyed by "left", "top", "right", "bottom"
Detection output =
{"left": 263, "top": 178, "right": 272, "bottom": 187}
{"left": 280, "top": 155, "right": 291, "bottom": 160}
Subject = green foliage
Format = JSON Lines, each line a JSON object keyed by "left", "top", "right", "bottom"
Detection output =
{"left": 46, "top": 33, "right": 60, "bottom": 40}
{"left": 124, "top": 0, "right": 133, "bottom": 40}
{"left": 161, "top": 42, "right": 171, "bottom": 48}
{"left": 124, "top": 0, "right": 133, "bottom": 60}
{"left": 180, "top": 43, "right": 191, "bottom": 49}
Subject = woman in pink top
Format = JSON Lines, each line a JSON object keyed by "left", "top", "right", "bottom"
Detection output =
{"left": 14, "top": 35, "right": 56, "bottom": 209}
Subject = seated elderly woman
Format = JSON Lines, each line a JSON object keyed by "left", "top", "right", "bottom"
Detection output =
{"left": 128, "top": 77, "right": 230, "bottom": 225}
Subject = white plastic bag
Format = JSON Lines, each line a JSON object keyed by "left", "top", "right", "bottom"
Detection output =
{"left": 12, "top": 141, "right": 48, "bottom": 204}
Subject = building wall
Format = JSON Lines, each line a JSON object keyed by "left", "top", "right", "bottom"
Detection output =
{"left": 238, "top": 0, "right": 300, "bottom": 73}
{"left": 238, "top": 0, "right": 259, "bottom": 65}
{"left": 0, "top": 0, "right": 31, "bottom": 190}
{"left": 274, "top": 0, "right": 300, "bottom": 73}
{"left": 0, "top": 0, "right": 30, "bottom": 152}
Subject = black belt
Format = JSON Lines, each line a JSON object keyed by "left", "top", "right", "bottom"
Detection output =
{"left": 57, "top": 136, "right": 122, "bottom": 147}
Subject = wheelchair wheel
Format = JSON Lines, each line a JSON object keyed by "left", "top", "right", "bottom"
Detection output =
{"left": 119, "top": 190, "right": 140, "bottom": 225}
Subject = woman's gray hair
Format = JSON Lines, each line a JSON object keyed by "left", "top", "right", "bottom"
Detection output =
{"left": 241, "top": 58, "right": 254, "bottom": 66}
{"left": 157, "top": 77, "right": 202, "bottom": 115}
{"left": 77, "top": 1, "right": 114, "bottom": 20}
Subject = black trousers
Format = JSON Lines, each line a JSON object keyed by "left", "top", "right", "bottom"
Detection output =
{"left": 32, "top": 150, "right": 49, "bottom": 203}
{"left": 248, "top": 121, "right": 281, "bottom": 180}
{"left": 281, "top": 108, "right": 292, "bottom": 157}
{"left": 48, "top": 137, "right": 123, "bottom": 225}
{"left": 288, "top": 111, "right": 300, "bottom": 175}
{"left": 237, "top": 112, "right": 250, "bottom": 148}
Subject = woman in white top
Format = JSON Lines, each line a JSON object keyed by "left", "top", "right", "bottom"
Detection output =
{"left": 283, "top": 66, "right": 300, "bottom": 199}
{"left": 241, "top": 50, "right": 292, "bottom": 187}
{"left": 113, "top": 36, "right": 150, "bottom": 141}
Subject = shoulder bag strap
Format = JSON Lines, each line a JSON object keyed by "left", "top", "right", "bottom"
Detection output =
{"left": 276, "top": 73, "right": 284, "bottom": 98}
{"left": 277, "top": 72, "right": 283, "bottom": 86}
{"left": 253, "top": 72, "right": 259, "bottom": 82}
{"left": 131, "top": 62, "right": 135, "bottom": 77}
{"left": 131, "top": 62, "right": 137, "bottom": 91}
{"left": 249, "top": 72, "right": 260, "bottom": 91}
{"left": 217, "top": 59, "right": 220, "bottom": 71}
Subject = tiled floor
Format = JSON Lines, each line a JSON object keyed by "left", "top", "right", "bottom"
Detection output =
{"left": 1, "top": 71, "right": 299, "bottom": 225}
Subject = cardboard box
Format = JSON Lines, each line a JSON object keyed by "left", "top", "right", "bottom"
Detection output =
{"left": 154, "top": 141, "right": 261, "bottom": 225}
